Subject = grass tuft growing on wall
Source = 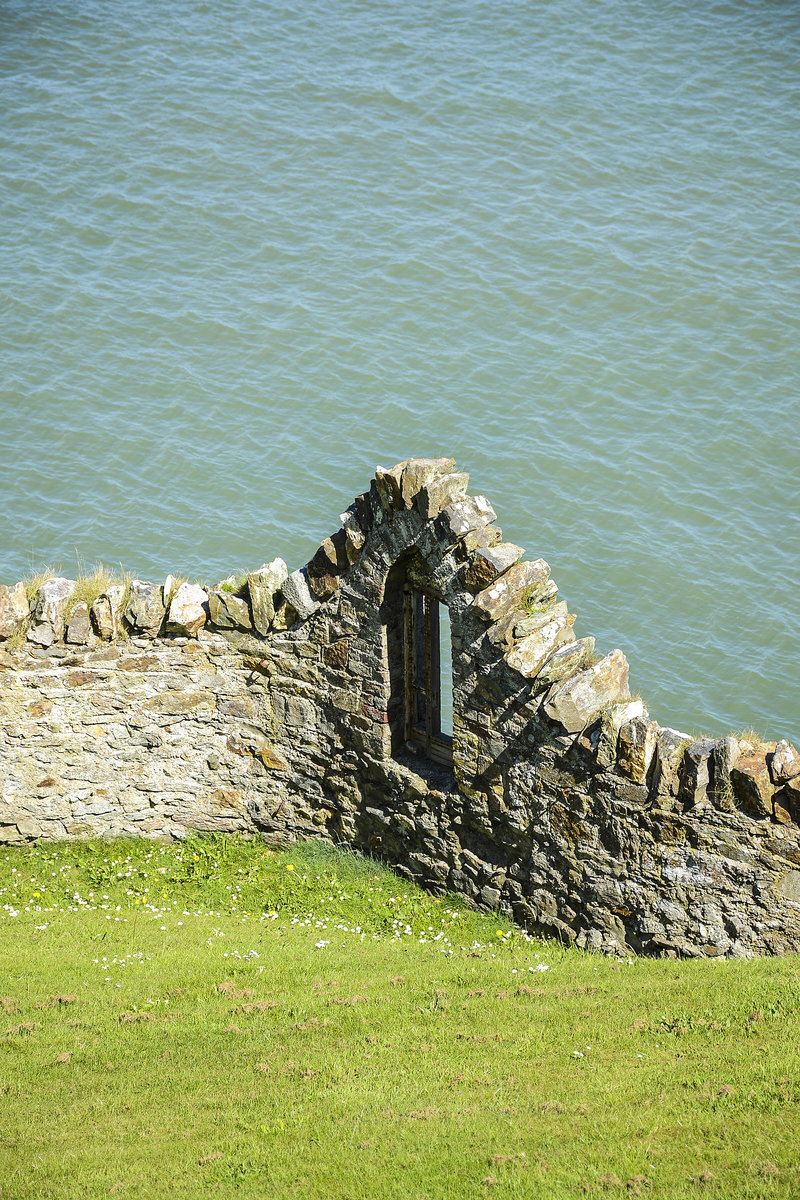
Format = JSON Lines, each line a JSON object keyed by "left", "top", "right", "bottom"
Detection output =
{"left": 1, "top": 836, "right": 799, "bottom": 1199}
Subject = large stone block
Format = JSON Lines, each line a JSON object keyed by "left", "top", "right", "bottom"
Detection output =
{"left": 27, "top": 577, "right": 76, "bottom": 645}
{"left": 282, "top": 569, "right": 319, "bottom": 622}
{"left": 504, "top": 612, "right": 575, "bottom": 680}
{"left": 678, "top": 739, "right": 715, "bottom": 807}
{"left": 0, "top": 581, "right": 28, "bottom": 640}
{"left": 247, "top": 558, "right": 288, "bottom": 634}
{"left": 652, "top": 726, "right": 691, "bottom": 795}
{"left": 595, "top": 700, "right": 645, "bottom": 769}
{"left": 463, "top": 543, "right": 524, "bottom": 592}
{"left": 616, "top": 717, "right": 657, "bottom": 784}
{"left": 771, "top": 739, "right": 800, "bottom": 784}
{"left": 398, "top": 457, "right": 456, "bottom": 508}
{"left": 443, "top": 494, "right": 496, "bottom": 538}
{"left": 306, "top": 531, "right": 349, "bottom": 600}
{"left": 711, "top": 736, "right": 739, "bottom": 810}
{"left": 208, "top": 588, "right": 253, "bottom": 632}
{"left": 535, "top": 637, "right": 596, "bottom": 690}
{"left": 543, "top": 649, "right": 630, "bottom": 734}
{"left": 731, "top": 747, "right": 775, "bottom": 818}
{"left": 414, "top": 471, "right": 469, "bottom": 520}
{"left": 125, "top": 580, "right": 166, "bottom": 639}
{"left": 65, "top": 601, "right": 92, "bottom": 645}
{"left": 474, "top": 559, "right": 552, "bottom": 623}
{"left": 167, "top": 583, "right": 209, "bottom": 637}
{"left": 91, "top": 584, "right": 127, "bottom": 641}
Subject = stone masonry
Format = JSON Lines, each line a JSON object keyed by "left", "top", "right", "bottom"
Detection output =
{"left": 2, "top": 457, "right": 800, "bottom": 957}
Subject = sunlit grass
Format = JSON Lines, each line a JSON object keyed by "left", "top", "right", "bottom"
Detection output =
{"left": 1, "top": 837, "right": 799, "bottom": 1199}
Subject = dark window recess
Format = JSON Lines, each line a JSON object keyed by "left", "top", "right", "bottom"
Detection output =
{"left": 404, "top": 589, "right": 453, "bottom": 763}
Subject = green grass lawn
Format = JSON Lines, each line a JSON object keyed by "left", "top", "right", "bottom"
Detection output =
{"left": 1, "top": 836, "right": 799, "bottom": 1199}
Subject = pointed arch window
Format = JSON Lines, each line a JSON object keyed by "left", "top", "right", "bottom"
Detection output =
{"left": 403, "top": 588, "right": 453, "bottom": 764}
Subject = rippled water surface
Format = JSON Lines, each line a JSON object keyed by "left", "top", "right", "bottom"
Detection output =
{"left": 2, "top": 0, "right": 799, "bottom": 739}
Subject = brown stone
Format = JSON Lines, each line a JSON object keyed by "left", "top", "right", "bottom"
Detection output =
{"left": 67, "top": 670, "right": 103, "bottom": 688}
{"left": 774, "top": 777, "right": 800, "bottom": 823}
{"left": 259, "top": 748, "right": 287, "bottom": 770}
{"left": 117, "top": 655, "right": 159, "bottom": 671}
{"left": 307, "top": 531, "right": 349, "bottom": 600}
{"left": 731, "top": 748, "right": 775, "bottom": 818}
{"left": 65, "top": 602, "right": 91, "bottom": 645}
{"left": 323, "top": 640, "right": 350, "bottom": 669}
{"left": 463, "top": 543, "right": 524, "bottom": 592}
{"left": 373, "top": 464, "right": 404, "bottom": 511}
{"left": 771, "top": 739, "right": 800, "bottom": 784}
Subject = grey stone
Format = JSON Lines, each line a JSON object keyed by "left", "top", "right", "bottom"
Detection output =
{"left": 282, "top": 569, "right": 319, "bottom": 621}
{"left": 415, "top": 471, "right": 470, "bottom": 520}
{"left": 679, "top": 739, "right": 715, "bottom": 807}
{"left": 711, "top": 736, "right": 739, "bottom": 810}
{"left": 339, "top": 510, "right": 365, "bottom": 561}
{"left": 462, "top": 524, "right": 503, "bottom": 552}
{"left": 443, "top": 494, "right": 496, "bottom": 538}
{"left": 513, "top": 600, "right": 569, "bottom": 640}
{"left": 398, "top": 457, "right": 456, "bottom": 508}
{"left": 535, "top": 638, "right": 596, "bottom": 690}
{"left": 653, "top": 726, "right": 691, "bottom": 795}
{"left": 504, "top": 612, "right": 575, "bottom": 680}
{"left": 543, "top": 649, "right": 630, "bottom": 734}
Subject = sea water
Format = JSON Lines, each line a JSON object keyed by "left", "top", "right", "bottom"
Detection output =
{"left": 1, "top": 0, "right": 798, "bottom": 739}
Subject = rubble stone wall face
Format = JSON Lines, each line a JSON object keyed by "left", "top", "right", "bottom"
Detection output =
{"left": 2, "top": 457, "right": 800, "bottom": 958}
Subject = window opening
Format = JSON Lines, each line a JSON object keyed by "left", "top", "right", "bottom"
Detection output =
{"left": 404, "top": 588, "right": 453, "bottom": 763}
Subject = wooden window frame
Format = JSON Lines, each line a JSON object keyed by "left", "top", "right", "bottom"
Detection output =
{"left": 403, "top": 587, "right": 453, "bottom": 765}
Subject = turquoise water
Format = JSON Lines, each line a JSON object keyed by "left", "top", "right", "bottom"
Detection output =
{"left": 1, "top": 0, "right": 799, "bottom": 740}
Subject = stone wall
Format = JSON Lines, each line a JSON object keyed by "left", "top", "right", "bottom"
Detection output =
{"left": 2, "top": 456, "right": 800, "bottom": 958}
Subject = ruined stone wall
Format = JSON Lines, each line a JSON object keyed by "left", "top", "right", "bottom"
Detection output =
{"left": 2, "top": 457, "right": 800, "bottom": 958}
